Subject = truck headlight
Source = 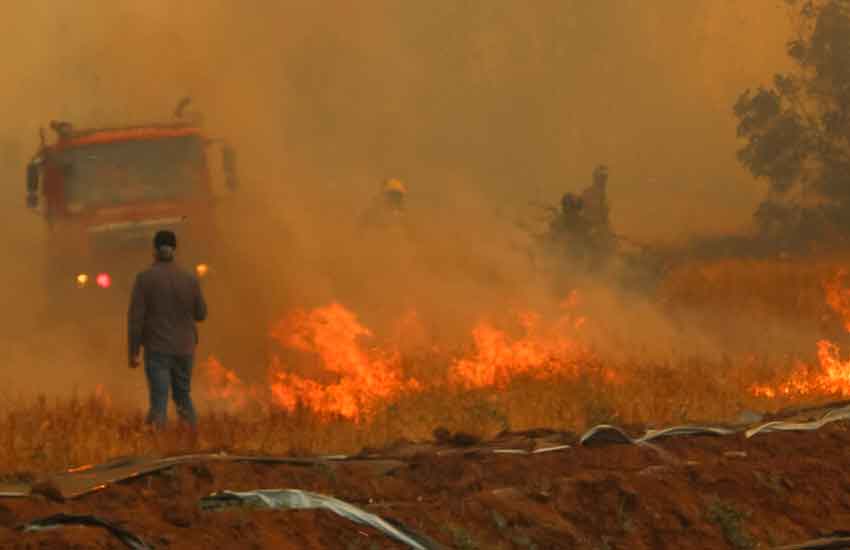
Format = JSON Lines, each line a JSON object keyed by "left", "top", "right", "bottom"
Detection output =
{"left": 76, "top": 273, "right": 89, "bottom": 288}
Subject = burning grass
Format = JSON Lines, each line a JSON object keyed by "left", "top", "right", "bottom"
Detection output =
{"left": 0, "top": 360, "right": 772, "bottom": 475}
{"left": 5, "top": 255, "right": 850, "bottom": 475}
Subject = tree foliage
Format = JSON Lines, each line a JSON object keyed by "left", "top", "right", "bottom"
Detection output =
{"left": 735, "top": 0, "right": 850, "bottom": 240}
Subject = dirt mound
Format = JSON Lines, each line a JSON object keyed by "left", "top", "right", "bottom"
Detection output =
{"left": 2, "top": 415, "right": 850, "bottom": 549}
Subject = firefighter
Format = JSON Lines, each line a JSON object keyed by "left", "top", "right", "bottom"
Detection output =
{"left": 545, "top": 165, "right": 616, "bottom": 269}
{"left": 581, "top": 164, "right": 610, "bottom": 230}
{"left": 545, "top": 191, "right": 591, "bottom": 263}
{"left": 580, "top": 164, "right": 616, "bottom": 261}
{"left": 381, "top": 177, "right": 407, "bottom": 214}
{"left": 360, "top": 177, "right": 408, "bottom": 230}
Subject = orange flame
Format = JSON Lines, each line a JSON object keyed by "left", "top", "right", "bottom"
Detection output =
{"left": 451, "top": 301, "right": 595, "bottom": 389}
{"left": 199, "top": 295, "right": 616, "bottom": 422}
{"left": 200, "top": 356, "right": 253, "bottom": 409}
{"left": 752, "top": 340, "right": 850, "bottom": 398}
{"left": 268, "top": 303, "right": 421, "bottom": 421}
{"left": 94, "top": 383, "right": 112, "bottom": 409}
{"left": 825, "top": 269, "right": 850, "bottom": 331}
{"left": 752, "top": 270, "right": 850, "bottom": 399}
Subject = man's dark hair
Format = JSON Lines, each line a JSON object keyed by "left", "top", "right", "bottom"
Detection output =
{"left": 153, "top": 230, "right": 177, "bottom": 261}
{"left": 154, "top": 230, "right": 177, "bottom": 249}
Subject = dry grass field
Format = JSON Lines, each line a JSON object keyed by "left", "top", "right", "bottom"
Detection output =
{"left": 4, "top": 254, "right": 850, "bottom": 476}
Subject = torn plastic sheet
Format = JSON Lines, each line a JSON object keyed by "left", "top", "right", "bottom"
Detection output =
{"left": 6, "top": 403, "right": 850, "bottom": 503}
{"left": 19, "top": 513, "right": 152, "bottom": 550}
{"left": 42, "top": 452, "right": 349, "bottom": 500}
{"left": 746, "top": 405, "right": 850, "bottom": 438}
{"left": 492, "top": 444, "right": 572, "bottom": 455}
{"left": 0, "top": 482, "right": 30, "bottom": 498}
{"left": 579, "top": 424, "right": 737, "bottom": 447}
{"left": 200, "top": 489, "right": 441, "bottom": 550}
{"left": 772, "top": 532, "right": 850, "bottom": 549}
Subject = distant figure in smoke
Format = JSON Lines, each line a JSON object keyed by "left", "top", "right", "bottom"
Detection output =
{"left": 545, "top": 164, "right": 615, "bottom": 269}
{"left": 580, "top": 164, "right": 616, "bottom": 259}
{"left": 546, "top": 192, "right": 592, "bottom": 264}
{"left": 128, "top": 230, "right": 207, "bottom": 431}
{"left": 359, "top": 178, "right": 408, "bottom": 231}
{"left": 581, "top": 165, "right": 611, "bottom": 231}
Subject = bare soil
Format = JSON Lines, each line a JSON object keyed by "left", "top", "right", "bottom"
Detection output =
{"left": 1, "top": 419, "right": 849, "bottom": 549}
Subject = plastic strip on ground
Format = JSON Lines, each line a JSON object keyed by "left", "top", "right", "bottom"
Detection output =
{"left": 5, "top": 403, "right": 850, "bottom": 502}
{"left": 200, "top": 489, "right": 442, "bottom": 550}
{"left": 772, "top": 532, "right": 850, "bottom": 549}
{"left": 746, "top": 405, "right": 850, "bottom": 438}
{"left": 42, "top": 453, "right": 350, "bottom": 500}
{"left": 0, "top": 483, "right": 31, "bottom": 498}
{"left": 579, "top": 424, "right": 736, "bottom": 447}
{"left": 19, "top": 513, "right": 152, "bottom": 550}
{"left": 492, "top": 444, "right": 572, "bottom": 455}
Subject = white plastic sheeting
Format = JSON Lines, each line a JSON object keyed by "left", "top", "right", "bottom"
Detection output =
{"left": 201, "top": 489, "right": 440, "bottom": 550}
{"left": 745, "top": 404, "right": 850, "bottom": 438}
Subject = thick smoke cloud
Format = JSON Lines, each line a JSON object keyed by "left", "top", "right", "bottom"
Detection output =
{"left": 0, "top": 1, "right": 793, "bottom": 396}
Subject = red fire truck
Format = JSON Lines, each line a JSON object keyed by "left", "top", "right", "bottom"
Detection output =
{"left": 26, "top": 117, "right": 237, "bottom": 297}
{"left": 25, "top": 114, "right": 269, "bottom": 372}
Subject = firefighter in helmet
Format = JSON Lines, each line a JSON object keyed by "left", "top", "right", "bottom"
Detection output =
{"left": 382, "top": 178, "right": 407, "bottom": 214}
{"left": 360, "top": 177, "right": 408, "bottom": 230}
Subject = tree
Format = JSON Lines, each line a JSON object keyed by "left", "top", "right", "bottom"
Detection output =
{"left": 735, "top": 0, "right": 850, "bottom": 240}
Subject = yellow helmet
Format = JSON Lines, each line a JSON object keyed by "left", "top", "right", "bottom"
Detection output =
{"left": 383, "top": 178, "right": 407, "bottom": 195}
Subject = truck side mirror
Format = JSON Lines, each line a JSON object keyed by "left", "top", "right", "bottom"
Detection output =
{"left": 26, "top": 163, "right": 39, "bottom": 209}
{"left": 222, "top": 146, "right": 238, "bottom": 191}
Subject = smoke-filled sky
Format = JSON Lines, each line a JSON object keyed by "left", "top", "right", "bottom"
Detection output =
{"left": 3, "top": 1, "right": 791, "bottom": 240}
{"left": 0, "top": 1, "right": 798, "bottom": 395}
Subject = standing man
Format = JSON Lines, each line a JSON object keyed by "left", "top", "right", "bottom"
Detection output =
{"left": 128, "top": 230, "right": 207, "bottom": 430}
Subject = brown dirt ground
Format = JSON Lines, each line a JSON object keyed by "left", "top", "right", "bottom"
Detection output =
{"left": 2, "top": 421, "right": 850, "bottom": 549}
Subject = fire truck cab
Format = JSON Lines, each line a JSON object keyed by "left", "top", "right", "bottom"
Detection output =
{"left": 26, "top": 119, "right": 238, "bottom": 303}
{"left": 25, "top": 111, "right": 274, "bottom": 384}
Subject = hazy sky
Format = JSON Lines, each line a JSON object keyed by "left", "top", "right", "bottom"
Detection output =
{"left": 0, "top": 1, "right": 800, "bottom": 395}
{"left": 2, "top": 2, "right": 792, "bottom": 242}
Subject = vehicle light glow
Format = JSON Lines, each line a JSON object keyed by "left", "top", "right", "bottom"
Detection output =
{"left": 96, "top": 273, "right": 111, "bottom": 289}
{"left": 76, "top": 274, "right": 89, "bottom": 288}
{"left": 196, "top": 263, "right": 209, "bottom": 278}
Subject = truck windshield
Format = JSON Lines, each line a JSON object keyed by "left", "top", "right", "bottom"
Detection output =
{"left": 56, "top": 135, "right": 205, "bottom": 212}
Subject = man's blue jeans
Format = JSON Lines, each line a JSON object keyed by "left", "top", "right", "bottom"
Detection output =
{"left": 144, "top": 352, "right": 197, "bottom": 429}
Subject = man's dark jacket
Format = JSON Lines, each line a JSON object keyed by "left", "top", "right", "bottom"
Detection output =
{"left": 128, "top": 260, "right": 207, "bottom": 361}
